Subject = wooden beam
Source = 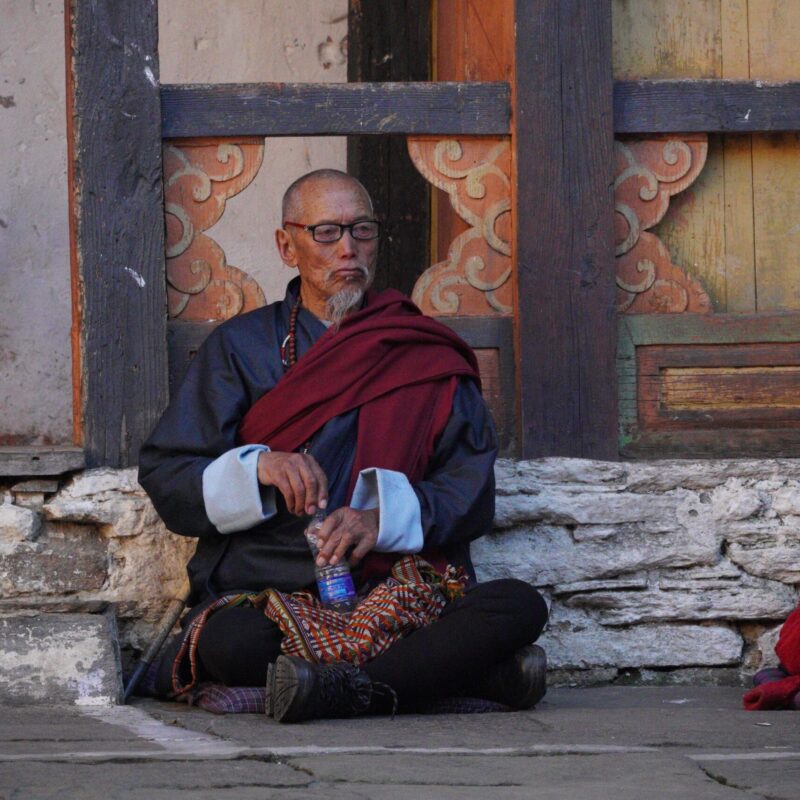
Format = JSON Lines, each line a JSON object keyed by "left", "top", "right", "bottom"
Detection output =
{"left": 68, "top": 0, "right": 169, "bottom": 467}
{"left": 161, "top": 82, "right": 510, "bottom": 138}
{"left": 347, "top": 0, "right": 431, "bottom": 297}
{"left": 0, "top": 447, "right": 85, "bottom": 477}
{"left": 515, "top": 0, "right": 618, "bottom": 459}
{"left": 615, "top": 80, "right": 800, "bottom": 133}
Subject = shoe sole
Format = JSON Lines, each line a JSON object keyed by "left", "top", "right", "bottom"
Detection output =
{"left": 271, "top": 655, "right": 314, "bottom": 724}
{"left": 265, "top": 662, "right": 275, "bottom": 717}
{"left": 516, "top": 644, "right": 547, "bottom": 709}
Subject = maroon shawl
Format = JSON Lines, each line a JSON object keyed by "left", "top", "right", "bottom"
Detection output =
{"left": 238, "top": 289, "right": 480, "bottom": 574}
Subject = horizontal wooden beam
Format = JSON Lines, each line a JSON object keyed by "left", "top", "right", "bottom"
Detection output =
{"left": 0, "top": 447, "right": 85, "bottom": 477}
{"left": 161, "top": 82, "right": 510, "bottom": 137}
{"left": 615, "top": 80, "right": 800, "bottom": 133}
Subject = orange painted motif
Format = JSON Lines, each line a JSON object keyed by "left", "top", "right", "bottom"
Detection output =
{"left": 164, "top": 138, "right": 266, "bottom": 321}
{"left": 408, "top": 137, "right": 512, "bottom": 316}
{"left": 615, "top": 135, "right": 712, "bottom": 314}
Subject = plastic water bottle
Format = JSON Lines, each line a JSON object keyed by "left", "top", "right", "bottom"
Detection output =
{"left": 304, "top": 510, "right": 358, "bottom": 614}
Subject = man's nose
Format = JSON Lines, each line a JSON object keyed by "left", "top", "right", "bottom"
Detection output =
{"left": 337, "top": 228, "right": 357, "bottom": 255}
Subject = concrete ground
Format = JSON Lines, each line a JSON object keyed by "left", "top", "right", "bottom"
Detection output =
{"left": 0, "top": 687, "right": 797, "bottom": 799}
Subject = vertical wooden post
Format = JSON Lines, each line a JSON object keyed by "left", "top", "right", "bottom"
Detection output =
{"left": 347, "top": 0, "right": 431, "bottom": 296}
{"left": 514, "top": 0, "right": 618, "bottom": 459}
{"left": 67, "top": 0, "right": 168, "bottom": 467}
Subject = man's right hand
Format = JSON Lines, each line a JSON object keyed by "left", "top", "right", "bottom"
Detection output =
{"left": 257, "top": 451, "right": 328, "bottom": 516}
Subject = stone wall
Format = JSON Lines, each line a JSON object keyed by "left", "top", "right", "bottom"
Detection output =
{"left": 476, "top": 459, "right": 800, "bottom": 685}
{"left": 1, "top": 458, "right": 798, "bottom": 701}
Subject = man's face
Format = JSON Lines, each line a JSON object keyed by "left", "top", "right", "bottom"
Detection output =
{"left": 275, "top": 178, "right": 379, "bottom": 319}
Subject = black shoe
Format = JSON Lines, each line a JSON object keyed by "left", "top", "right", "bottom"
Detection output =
{"left": 481, "top": 644, "right": 547, "bottom": 709}
{"left": 269, "top": 655, "right": 374, "bottom": 723}
{"left": 265, "top": 661, "right": 275, "bottom": 717}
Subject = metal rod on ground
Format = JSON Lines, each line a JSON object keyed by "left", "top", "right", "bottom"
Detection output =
{"left": 123, "top": 585, "right": 191, "bottom": 703}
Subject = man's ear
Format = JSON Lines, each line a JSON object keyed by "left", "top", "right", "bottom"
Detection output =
{"left": 275, "top": 228, "right": 298, "bottom": 268}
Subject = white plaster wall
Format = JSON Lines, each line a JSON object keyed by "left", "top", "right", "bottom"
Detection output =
{"left": 0, "top": 1, "right": 72, "bottom": 444}
{"left": 159, "top": 0, "right": 349, "bottom": 304}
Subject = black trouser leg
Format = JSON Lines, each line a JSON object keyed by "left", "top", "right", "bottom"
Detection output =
{"left": 153, "top": 579, "right": 547, "bottom": 704}
{"left": 362, "top": 578, "right": 548, "bottom": 706}
{"left": 154, "top": 606, "right": 282, "bottom": 695}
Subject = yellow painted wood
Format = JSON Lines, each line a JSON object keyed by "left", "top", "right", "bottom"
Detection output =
{"left": 612, "top": 0, "right": 722, "bottom": 79}
{"left": 748, "top": 1, "right": 800, "bottom": 311}
{"left": 721, "top": 0, "right": 756, "bottom": 312}
{"left": 752, "top": 132, "right": 800, "bottom": 310}
{"left": 613, "top": 0, "right": 800, "bottom": 314}
{"left": 662, "top": 366, "right": 800, "bottom": 409}
{"left": 656, "top": 137, "right": 726, "bottom": 311}
{"left": 613, "top": 0, "right": 727, "bottom": 310}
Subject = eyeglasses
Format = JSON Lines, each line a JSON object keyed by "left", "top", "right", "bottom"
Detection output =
{"left": 283, "top": 220, "right": 381, "bottom": 243}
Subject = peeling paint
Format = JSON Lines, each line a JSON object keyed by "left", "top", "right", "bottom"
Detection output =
{"left": 143, "top": 66, "right": 157, "bottom": 87}
{"left": 123, "top": 267, "right": 146, "bottom": 288}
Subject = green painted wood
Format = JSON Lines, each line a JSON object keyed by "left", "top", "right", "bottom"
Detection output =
{"left": 618, "top": 313, "right": 800, "bottom": 458}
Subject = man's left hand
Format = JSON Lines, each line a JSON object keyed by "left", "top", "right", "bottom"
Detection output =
{"left": 314, "top": 507, "right": 379, "bottom": 567}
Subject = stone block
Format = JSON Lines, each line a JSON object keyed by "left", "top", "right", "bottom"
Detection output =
{"left": 0, "top": 611, "right": 122, "bottom": 705}
{"left": 727, "top": 540, "right": 800, "bottom": 584}
{"left": 710, "top": 480, "right": 763, "bottom": 521}
{"left": 43, "top": 467, "right": 163, "bottom": 538}
{"left": 769, "top": 482, "right": 800, "bottom": 516}
{"left": 0, "top": 525, "right": 108, "bottom": 595}
{"left": 540, "top": 608, "right": 742, "bottom": 669}
{"left": 562, "top": 575, "right": 797, "bottom": 626}
{"left": 474, "top": 522, "right": 718, "bottom": 587}
{"left": 0, "top": 501, "right": 41, "bottom": 545}
{"left": 754, "top": 624, "right": 783, "bottom": 669}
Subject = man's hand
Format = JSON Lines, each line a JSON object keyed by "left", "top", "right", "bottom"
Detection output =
{"left": 314, "top": 507, "right": 379, "bottom": 567}
{"left": 257, "top": 451, "right": 328, "bottom": 516}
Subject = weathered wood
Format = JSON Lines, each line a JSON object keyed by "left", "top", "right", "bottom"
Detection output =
{"left": 167, "top": 320, "right": 220, "bottom": 399}
{"left": 69, "top": 0, "right": 169, "bottom": 467}
{"left": 615, "top": 80, "right": 800, "bottom": 132}
{"left": 161, "top": 82, "right": 511, "bottom": 138}
{"left": 618, "top": 313, "right": 800, "bottom": 457}
{"left": 638, "top": 343, "right": 800, "bottom": 429}
{"left": 720, "top": 0, "right": 756, "bottom": 312}
{"left": 441, "top": 316, "right": 516, "bottom": 456}
{"left": 515, "top": 0, "right": 618, "bottom": 458}
{"left": 0, "top": 447, "right": 85, "bottom": 477}
{"left": 347, "top": 1, "right": 431, "bottom": 296}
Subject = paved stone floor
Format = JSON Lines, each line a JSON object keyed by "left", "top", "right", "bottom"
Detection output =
{"left": 1, "top": 687, "right": 798, "bottom": 799}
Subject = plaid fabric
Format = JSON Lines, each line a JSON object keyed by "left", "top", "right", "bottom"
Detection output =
{"left": 171, "top": 555, "right": 465, "bottom": 697}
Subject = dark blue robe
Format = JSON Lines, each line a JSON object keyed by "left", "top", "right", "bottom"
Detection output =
{"left": 138, "top": 280, "right": 498, "bottom": 606}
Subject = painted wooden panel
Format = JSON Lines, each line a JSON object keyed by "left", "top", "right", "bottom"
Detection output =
{"left": 619, "top": 314, "right": 800, "bottom": 456}
{"left": 613, "top": 0, "right": 800, "bottom": 315}
{"left": 163, "top": 138, "right": 266, "bottom": 321}
{"left": 638, "top": 343, "right": 800, "bottom": 429}
{"left": 432, "top": 0, "right": 513, "bottom": 272}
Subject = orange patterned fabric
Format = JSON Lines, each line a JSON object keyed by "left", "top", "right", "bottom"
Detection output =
{"left": 171, "top": 556, "right": 466, "bottom": 695}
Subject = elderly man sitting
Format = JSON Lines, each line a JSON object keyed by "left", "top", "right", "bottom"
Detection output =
{"left": 138, "top": 169, "right": 548, "bottom": 722}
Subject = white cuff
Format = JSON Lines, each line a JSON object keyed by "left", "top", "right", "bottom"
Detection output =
{"left": 351, "top": 468, "right": 423, "bottom": 553}
{"left": 202, "top": 445, "right": 277, "bottom": 534}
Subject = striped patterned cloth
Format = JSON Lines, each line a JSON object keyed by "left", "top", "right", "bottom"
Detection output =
{"left": 171, "top": 555, "right": 465, "bottom": 697}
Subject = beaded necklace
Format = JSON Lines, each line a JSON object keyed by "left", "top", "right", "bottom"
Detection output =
{"left": 280, "top": 293, "right": 302, "bottom": 369}
{"left": 279, "top": 294, "right": 312, "bottom": 454}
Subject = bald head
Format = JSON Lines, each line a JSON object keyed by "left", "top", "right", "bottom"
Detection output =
{"left": 281, "top": 169, "right": 373, "bottom": 224}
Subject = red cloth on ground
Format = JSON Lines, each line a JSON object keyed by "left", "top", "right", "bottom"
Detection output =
{"left": 238, "top": 289, "right": 480, "bottom": 577}
{"left": 744, "top": 604, "right": 800, "bottom": 710}
{"left": 743, "top": 675, "right": 800, "bottom": 711}
{"left": 776, "top": 604, "right": 800, "bottom": 675}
